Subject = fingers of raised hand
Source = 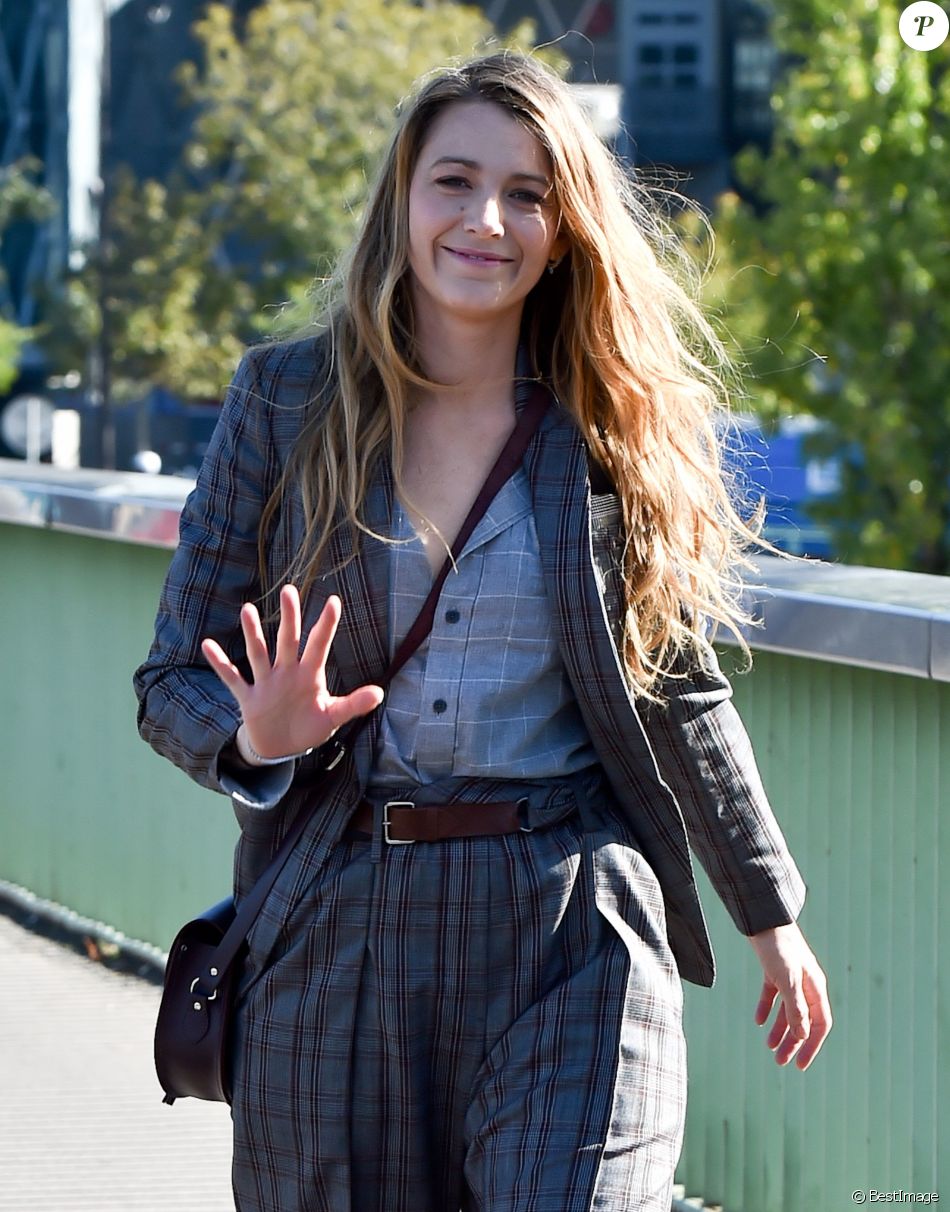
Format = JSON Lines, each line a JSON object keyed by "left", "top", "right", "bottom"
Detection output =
{"left": 274, "top": 584, "right": 303, "bottom": 668}
{"left": 299, "top": 595, "right": 342, "bottom": 677}
{"left": 311, "top": 684, "right": 385, "bottom": 744}
{"left": 239, "top": 601, "right": 272, "bottom": 682}
{"left": 201, "top": 637, "right": 248, "bottom": 698}
{"left": 333, "top": 684, "right": 386, "bottom": 729}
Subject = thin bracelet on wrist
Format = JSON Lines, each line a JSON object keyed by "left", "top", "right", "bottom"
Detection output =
{"left": 236, "top": 726, "right": 314, "bottom": 767}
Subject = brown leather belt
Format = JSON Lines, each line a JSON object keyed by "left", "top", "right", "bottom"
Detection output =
{"left": 346, "top": 798, "right": 531, "bottom": 845}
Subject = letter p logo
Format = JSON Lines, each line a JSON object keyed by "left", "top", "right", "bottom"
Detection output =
{"left": 900, "top": 2, "right": 949, "bottom": 48}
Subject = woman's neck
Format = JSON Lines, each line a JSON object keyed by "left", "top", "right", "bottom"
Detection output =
{"left": 411, "top": 307, "right": 522, "bottom": 415}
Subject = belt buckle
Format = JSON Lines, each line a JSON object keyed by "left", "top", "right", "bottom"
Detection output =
{"left": 382, "top": 800, "right": 416, "bottom": 845}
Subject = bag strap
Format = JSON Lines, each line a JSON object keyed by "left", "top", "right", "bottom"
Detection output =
{"left": 193, "top": 380, "right": 553, "bottom": 996}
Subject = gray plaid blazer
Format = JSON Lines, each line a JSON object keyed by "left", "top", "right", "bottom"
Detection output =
{"left": 134, "top": 335, "right": 806, "bottom": 988}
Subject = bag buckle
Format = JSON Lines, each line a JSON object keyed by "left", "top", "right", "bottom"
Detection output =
{"left": 189, "top": 975, "right": 218, "bottom": 1003}
{"left": 321, "top": 738, "right": 346, "bottom": 771}
{"left": 382, "top": 801, "right": 416, "bottom": 845}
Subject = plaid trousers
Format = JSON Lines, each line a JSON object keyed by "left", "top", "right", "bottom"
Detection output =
{"left": 230, "top": 766, "right": 687, "bottom": 1212}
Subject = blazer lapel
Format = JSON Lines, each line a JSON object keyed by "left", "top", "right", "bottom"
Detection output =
{"left": 296, "top": 453, "right": 393, "bottom": 789}
{"left": 523, "top": 399, "right": 700, "bottom": 893}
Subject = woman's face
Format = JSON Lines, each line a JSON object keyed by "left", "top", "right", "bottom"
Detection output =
{"left": 406, "top": 100, "right": 567, "bottom": 330}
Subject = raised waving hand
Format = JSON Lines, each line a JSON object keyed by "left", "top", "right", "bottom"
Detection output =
{"left": 201, "top": 584, "right": 385, "bottom": 762}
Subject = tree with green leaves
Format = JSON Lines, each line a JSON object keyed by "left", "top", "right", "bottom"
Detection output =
{"left": 0, "top": 159, "right": 55, "bottom": 393}
{"left": 46, "top": 0, "right": 549, "bottom": 403}
{"left": 708, "top": 0, "right": 950, "bottom": 573}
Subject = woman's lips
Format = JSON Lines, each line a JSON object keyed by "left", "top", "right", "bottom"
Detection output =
{"left": 444, "top": 246, "right": 512, "bottom": 265}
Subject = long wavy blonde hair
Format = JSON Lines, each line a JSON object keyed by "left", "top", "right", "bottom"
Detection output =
{"left": 259, "top": 50, "right": 762, "bottom": 696}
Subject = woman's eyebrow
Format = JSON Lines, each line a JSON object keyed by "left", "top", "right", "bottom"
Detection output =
{"left": 429, "top": 155, "right": 551, "bottom": 189}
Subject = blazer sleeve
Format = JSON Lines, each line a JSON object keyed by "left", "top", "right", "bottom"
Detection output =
{"left": 132, "top": 349, "right": 292, "bottom": 803}
{"left": 640, "top": 637, "right": 807, "bottom": 936}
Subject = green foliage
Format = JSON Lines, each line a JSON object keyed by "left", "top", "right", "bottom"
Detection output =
{"left": 708, "top": 0, "right": 950, "bottom": 572}
{"left": 0, "top": 159, "right": 55, "bottom": 393}
{"left": 0, "top": 320, "right": 27, "bottom": 394}
{"left": 47, "top": 0, "right": 554, "bottom": 402}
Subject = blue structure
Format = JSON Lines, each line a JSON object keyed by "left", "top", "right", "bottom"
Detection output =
{"left": 725, "top": 414, "right": 837, "bottom": 558}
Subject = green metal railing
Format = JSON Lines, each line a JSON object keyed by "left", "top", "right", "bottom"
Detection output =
{"left": 0, "top": 524, "right": 235, "bottom": 947}
{"left": 682, "top": 652, "right": 946, "bottom": 1211}
{"left": 0, "top": 463, "right": 946, "bottom": 1211}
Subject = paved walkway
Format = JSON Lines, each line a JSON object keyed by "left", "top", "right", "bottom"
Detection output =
{"left": 0, "top": 911, "right": 233, "bottom": 1211}
{"left": 0, "top": 908, "right": 710, "bottom": 1212}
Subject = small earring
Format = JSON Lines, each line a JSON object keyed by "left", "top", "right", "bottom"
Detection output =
{"left": 547, "top": 256, "right": 564, "bottom": 275}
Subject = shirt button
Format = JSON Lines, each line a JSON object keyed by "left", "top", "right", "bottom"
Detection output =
{"left": 445, "top": 609, "right": 460, "bottom": 624}
{"left": 432, "top": 698, "right": 447, "bottom": 714}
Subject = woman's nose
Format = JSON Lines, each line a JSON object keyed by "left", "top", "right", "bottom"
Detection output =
{"left": 463, "top": 192, "right": 504, "bottom": 236}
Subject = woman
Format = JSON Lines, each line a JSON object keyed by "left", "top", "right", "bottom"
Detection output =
{"left": 134, "top": 51, "right": 831, "bottom": 1212}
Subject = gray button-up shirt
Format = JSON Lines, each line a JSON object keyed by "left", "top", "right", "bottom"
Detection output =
{"left": 365, "top": 463, "right": 597, "bottom": 794}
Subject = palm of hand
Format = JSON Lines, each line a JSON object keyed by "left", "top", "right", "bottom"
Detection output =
{"left": 200, "top": 585, "right": 384, "bottom": 761}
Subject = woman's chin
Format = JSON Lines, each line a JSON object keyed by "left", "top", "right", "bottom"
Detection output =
{"left": 415, "top": 286, "right": 528, "bottom": 327}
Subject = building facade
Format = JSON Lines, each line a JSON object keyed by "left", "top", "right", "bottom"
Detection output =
{"left": 485, "top": 0, "right": 776, "bottom": 208}
{"left": 0, "top": 0, "right": 69, "bottom": 332}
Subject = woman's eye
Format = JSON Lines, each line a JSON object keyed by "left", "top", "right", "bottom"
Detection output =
{"left": 512, "top": 190, "right": 545, "bottom": 206}
{"left": 435, "top": 176, "right": 469, "bottom": 189}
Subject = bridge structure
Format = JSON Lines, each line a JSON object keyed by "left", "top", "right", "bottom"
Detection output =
{"left": 0, "top": 458, "right": 947, "bottom": 1211}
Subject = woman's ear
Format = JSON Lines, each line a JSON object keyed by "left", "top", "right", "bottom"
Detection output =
{"left": 550, "top": 226, "right": 571, "bottom": 264}
{"left": 546, "top": 236, "right": 571, "bottom": 273}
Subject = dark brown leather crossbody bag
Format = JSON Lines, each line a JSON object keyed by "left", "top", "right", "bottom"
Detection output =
{"left": 154, "top": 383, "right": 551, "bottom": 1105}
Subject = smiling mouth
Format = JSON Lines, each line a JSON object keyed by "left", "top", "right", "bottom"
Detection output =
{"left": 444, "top": 247, "right": 513, "bottom": 265}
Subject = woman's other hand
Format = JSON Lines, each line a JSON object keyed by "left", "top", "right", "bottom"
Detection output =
{"left": 201, "top": 584, "right": 385, "bottom": 761}
{"left": 748, "top": 922, "right": 832, "bottom": 1071}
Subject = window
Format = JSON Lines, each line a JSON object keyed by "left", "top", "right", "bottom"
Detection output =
{"left": 633, "top": 3, "right": 706, "bottom": 93}
{"left": 735, "top": 39, "right": 775, "bottom": 90}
